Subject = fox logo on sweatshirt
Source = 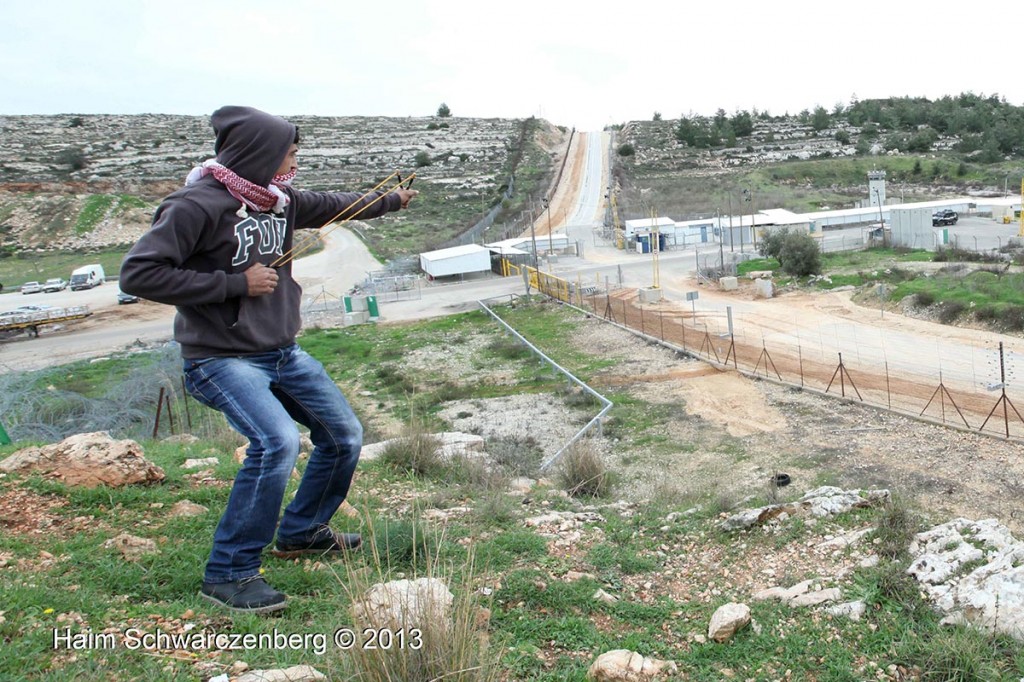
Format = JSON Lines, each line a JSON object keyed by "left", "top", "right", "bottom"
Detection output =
{"left": 232, "top": 214, "right": 288, "bottom": 266}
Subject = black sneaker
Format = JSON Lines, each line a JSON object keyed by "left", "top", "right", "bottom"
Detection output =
{"left": 199, "top": 575, "right": 287, "bottom": 614}
{"left": 271, "top": 525, "right": 362, "bottom": 559}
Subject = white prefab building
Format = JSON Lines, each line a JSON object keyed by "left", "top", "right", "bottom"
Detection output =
{"left": 419, "top": 244, "right": 492, "bottom": 279}
{"left": 623, "top": 217, "right": 675, "bottom": 240}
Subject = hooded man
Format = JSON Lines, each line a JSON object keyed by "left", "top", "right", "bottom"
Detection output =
{"left": 120, "top": 105, "right": 417, "bottom": 613}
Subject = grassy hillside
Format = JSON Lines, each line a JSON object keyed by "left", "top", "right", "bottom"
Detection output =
{"left": 1, "top": 301, "right": 1023, "bottom": 679}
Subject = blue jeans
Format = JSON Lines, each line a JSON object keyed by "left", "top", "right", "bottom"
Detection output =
{"left": 182, "top": 344, "right": 362, "bottom": 583}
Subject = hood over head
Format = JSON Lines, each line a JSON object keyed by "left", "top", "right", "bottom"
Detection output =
{"left": 210, "top": 106, "right": 296, "bottom": 187}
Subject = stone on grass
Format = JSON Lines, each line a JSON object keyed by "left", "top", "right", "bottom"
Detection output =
{"left": 183, "top": 457, "right": 219, "bottom": 470}
{"left": 352, "top": 577, "right": 453, "bottom": 633}
{"left": 104, "top": 533, "right": 158, "bottom": 561}
{"left": 0, "top": 432, "right": 164, "bottom": 488}
{"left": 234, "top": 665, "right": 325, "bottom": 682}
{"left": 169, "top": 500, "right": 208, "bottom": 517}
{"left": 587, "top": 649, "right": 678, "bottom": 681}
{"left": 708, "top": 602, "right": 750, "bottom": 643}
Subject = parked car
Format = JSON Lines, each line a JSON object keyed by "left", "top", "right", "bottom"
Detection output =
{"left": 932, "top": 209, "right": 959, "bottom": 226}
{"left": 21, "top": 281, "right": 42, "bottom": 295}
{"left": 42, "top": 278, "right": 67, "bottom": 292}
{"left": 117, "top": 290, "right": 140, "bottom": 305}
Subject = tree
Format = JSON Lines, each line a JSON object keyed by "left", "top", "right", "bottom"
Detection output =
{"left": 778, "top": 232, "right": 821, "bottom": 277}
{"left": 834, "top": 130, "right": 851, "bottom": 145}
{"left": 436, "top": 103, "right": 451, "bottom": 118}
{"left": 730, "top": 110, "right": 754, "bottom": 137}
{"left": 56, "top": 147, "right": 87, "bottom": 171}
{"left": 652, "top": 112, "right": 662, "bottom": 121}
{"left": 811, "top": 105, "right": 831, "bottom": 132}
{"left": 759, "top": 227, "right": 790, "bottom": 261}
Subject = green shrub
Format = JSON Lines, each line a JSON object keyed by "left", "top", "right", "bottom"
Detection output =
{"left": 1002, "top": 305, "right": 1024, "bottom": 331}
{"left": 778, "top": 231, "right": 821, "bottom": 277}
{"left": 759, "top": 227, "right": 790, "bottom": 260}
{"left": 487, "top": 434, "right": 543, "bottom": 477}
{"left": 913, "top": 291, "right": 935, "bottom": 307}
{"left": 486, "top": 338, "right": 531, "bottom": 361}
{"left": 938, "top": 300, "right": 967, "bottom": 324}
{"left": 56, "top": 147, "right": 87, "bottom": 171}
{"left": 381, "top": 424, "right": 443, "bottom": 478}
{"left": 414, "top": 151, "right": 433, "bottom": 167}
{"left": 617, "top": 143, "right": 635, "bottom": 157}
{"left": 906, "top": 626, "right": 1012, "bottom": 681}
{"left": 871, "top": 496, "right": 921, "bottom": 561}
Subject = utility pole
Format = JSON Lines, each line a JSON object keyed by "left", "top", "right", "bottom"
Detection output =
{"left": 718, "top": 208, "right": 724, "bottom": 269}
{"left": 529, "top": 208, "right": 539, "bottom": 269}
{"left": 744, "top": 188, "right": 757, "bottom": 250}
{"left": 650, "top": 209, "right": 661, "bottom": 289}
{"left": 727, "top": 195, "right": 735, "bottom": 252}
{"left": 544, "top": 198, "right": 554, "bottom": 259}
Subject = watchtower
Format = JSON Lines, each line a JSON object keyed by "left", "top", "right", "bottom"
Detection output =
{"left": 868, "top": 170, "right": 886, "bottom": 207}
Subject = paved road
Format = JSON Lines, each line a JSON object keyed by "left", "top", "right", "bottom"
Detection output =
{"left": 0, "top": 227, "right": 388, "bottom": 373}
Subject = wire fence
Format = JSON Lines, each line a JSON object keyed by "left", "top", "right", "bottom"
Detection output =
{"left": 527, "top": 268, "right": 1024, "bottom": 441}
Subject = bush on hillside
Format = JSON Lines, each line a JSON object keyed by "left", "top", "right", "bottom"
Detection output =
{"left": 778, "top": 231, "right": 821, "bottom": 277}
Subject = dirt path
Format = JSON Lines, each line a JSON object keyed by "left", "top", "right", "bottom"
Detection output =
{"left": 588, "top": 279, "right": 1024, "bottom": 439}
{"left": 532, "top": 131, "right": 589, "bottom": 236}
{"left": 562, "top": 314, "right": 1024, "bottom": 535}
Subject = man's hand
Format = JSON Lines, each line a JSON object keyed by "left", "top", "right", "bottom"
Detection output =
{"left": 396, "top": 188, "right": 418, "bottom": 209}
{"left": 244, "top": 262, "right": 279, "bottom": 296}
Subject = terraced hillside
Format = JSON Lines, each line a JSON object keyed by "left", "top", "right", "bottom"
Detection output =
{"left": 0, "top": 113, "right": 567, "bottom": 263}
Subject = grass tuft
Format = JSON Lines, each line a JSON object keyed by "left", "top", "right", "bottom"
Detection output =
{"left": 338, "top": 520, "right": 499, "bottom": 682}
{"left": 380, "top": 423, "right": 444, "bottom": 478}
{"left": 557, "top": 441, "right": 612, "bottom": 498}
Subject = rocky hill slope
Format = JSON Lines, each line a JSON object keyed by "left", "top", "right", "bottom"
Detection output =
{"left": 0, "top": 114, "right": 564, "bottom": 257}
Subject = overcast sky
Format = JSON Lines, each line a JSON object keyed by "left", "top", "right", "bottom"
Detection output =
{"left": 3, "top": 0, "right": 1020, "bottom": 131}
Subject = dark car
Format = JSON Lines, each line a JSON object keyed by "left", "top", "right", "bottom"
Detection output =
{"left": 117, "top": 291, "right": 140, "bottom": 305}
{"left": 932, "top": 209, "right": 959, "bottom": 226}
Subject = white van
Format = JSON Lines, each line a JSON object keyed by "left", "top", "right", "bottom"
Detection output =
{"left": 70, "top": 264, "right": 105, "bottom": 291}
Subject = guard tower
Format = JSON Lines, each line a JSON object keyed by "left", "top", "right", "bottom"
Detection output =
{"left": 868, "top": 170, "right": 886, "bottom": 207}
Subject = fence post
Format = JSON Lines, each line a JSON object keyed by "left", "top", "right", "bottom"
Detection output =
{"left": 180, "top": 376, "right": 192, "bottom": 431}
{"left": 153, "top": 387, "right": 165, "bottom": 438}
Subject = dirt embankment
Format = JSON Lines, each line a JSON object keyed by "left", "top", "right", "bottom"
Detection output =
{"left": 560, "top": 314, "right": 1024, "bottom": 536}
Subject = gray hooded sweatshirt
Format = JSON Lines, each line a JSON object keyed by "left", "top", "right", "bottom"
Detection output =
{"left": 120, "top": 106, "right": 401, "bottom": 358}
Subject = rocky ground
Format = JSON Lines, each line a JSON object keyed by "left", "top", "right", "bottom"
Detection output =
{"left": 0, "top": 113, "right": 539, "bottom": 252}
{"left": 396, "top": 309, "right": 1024, "bottom": 538}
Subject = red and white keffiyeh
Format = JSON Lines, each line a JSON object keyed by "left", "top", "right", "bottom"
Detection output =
{"left": 186, "top": 160, "right": 295, "bottom": 216}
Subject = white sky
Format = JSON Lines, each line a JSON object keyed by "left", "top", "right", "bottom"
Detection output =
{"left": 3, "top": 0, "right": 1021, "bottom": 132}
